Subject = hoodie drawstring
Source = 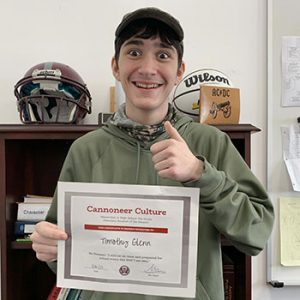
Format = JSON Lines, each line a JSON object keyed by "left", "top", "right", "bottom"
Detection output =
{"left": 135, "top": 142, "right": 141, "bottom": 184}
{"left": 135, "top": 141, "right": 160, "bottom": 185}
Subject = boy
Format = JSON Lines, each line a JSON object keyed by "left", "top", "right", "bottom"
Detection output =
{"left": 30, "top": 7, "right": 274, "bottom": 300}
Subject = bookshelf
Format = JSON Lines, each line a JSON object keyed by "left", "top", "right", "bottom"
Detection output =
{"left": 0, "top": 124, "right": 259, "bottom": 300}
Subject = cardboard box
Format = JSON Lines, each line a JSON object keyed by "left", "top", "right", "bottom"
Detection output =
{"left": 199, "top": 86, "right": 240, "bottom": 124}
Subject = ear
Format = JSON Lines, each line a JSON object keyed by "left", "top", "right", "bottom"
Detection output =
{"left": 176, "top": 61, "right": 185, "bottom": 85}
{"left": 111, "top": 57, "right": 120, "bottom": 81}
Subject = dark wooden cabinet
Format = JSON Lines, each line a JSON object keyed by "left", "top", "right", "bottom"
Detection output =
{"left": 0, "top": 124, "right": 259, "bottom": 300}
{"left": 217, "top": 124, "right": 260, "bottom": 300}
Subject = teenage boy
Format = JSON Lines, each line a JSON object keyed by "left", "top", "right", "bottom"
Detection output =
{"left": 30, "top": 7, "right": 274, "bottom": 300}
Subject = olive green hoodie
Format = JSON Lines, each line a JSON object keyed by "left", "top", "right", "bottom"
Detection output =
{"left": 46, "top": 114, "right": 274, "bottom": 300}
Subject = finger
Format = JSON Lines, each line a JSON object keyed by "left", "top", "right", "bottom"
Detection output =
{"left": 164, "top": 121, "right": 184, "bottom": 142}
{"left": 151, "top": 146, "right": 169, "bottom": 163}
{"left": 150, "top": 133, "right": 179, "bottom": 154}
{"left": 35, "top": 221, "right": 68, "bottom": 240}
{"left": 153, "top": 158, "right": 173, "bottom": 172}
{"left": 150, "top": 139, "right": 171, "bottom": 154}
{"left": 35, "top": 251, "right": 57, "bottom": 262}
{"left": 157, "top": 166, "right": 181, "bottom": 180}
{"left": 32, "top": 242, "right": 58, "bottom": 255}
{"left": 30, "top": 231, "right": 60, "bottom": 246}
{"left": 31, "top": 236, "right": 59, "bottom": 262}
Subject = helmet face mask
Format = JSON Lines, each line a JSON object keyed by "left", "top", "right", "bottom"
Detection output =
{"left": 14, "top": 62, "right": 92, "bottom": 124}
{"left": 20, "top": 94, "right": 80, "bottom": 123}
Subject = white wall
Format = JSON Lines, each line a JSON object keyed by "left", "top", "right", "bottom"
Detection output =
{"left": 0, "top": 0, "right": 299, "bottom": 299}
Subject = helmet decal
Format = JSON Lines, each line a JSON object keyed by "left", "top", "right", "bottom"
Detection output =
{"left": 32, "top": 68, "right": 62, "bottom": 79}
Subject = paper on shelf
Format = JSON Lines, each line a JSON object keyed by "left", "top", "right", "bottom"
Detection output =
{"left": 281, "top": 36, "right": 300, "bottom": 107}
{"left": 280, "top": 197, "right": 300, "bottom": 266}
{"left": 281, "top": 124, "right": 300, "bottom": 191}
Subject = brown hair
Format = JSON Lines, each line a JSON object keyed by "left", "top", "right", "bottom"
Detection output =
{"left": 114, "top": 19, "right": 184, "bottom": 67}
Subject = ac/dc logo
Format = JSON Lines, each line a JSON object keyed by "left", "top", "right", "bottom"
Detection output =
{"left": 119, "top": 265, "right": 130, "bottom": 276}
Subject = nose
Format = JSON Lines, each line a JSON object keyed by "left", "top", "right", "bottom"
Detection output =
{"left": 138, "top": 54, "right": 157, "bottom": 76}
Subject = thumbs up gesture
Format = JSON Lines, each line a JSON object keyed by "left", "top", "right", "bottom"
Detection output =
{"left": 150, "top": 121, "right": 203, "bottom": 182}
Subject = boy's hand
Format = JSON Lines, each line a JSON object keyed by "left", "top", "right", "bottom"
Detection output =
{"left": 30, "top": 221, "right": 68, "bottom": 262}
{"left": 150, "top": 121, "right": 203, "bottom": 182}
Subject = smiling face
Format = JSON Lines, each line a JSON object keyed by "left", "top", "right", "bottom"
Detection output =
{"left": 112, "top": 36, "right": 185, "bottom": 125}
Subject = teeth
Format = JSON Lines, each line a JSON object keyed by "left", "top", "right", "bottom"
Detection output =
{"left": 135, "top": 82, "right": 159, "bottom": 89}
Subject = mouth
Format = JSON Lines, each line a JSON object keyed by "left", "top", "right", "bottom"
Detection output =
{"left": 133, "top": 81, "right": 163, "bottom": 89}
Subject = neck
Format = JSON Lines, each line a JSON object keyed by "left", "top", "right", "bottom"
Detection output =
{"left": 125, "top": 105, "right": 169, "bottom": 125}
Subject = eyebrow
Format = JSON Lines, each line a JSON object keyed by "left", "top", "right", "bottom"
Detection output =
{"left": 122, "top": 38, "right": 175, "bottom": 51}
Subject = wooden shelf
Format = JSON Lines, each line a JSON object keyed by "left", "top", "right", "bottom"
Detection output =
{"left": 11, "top": 241, "right": 33, "bottom": 250}
{"left": 0, "top": 123, "right": 258, "bottom": 300}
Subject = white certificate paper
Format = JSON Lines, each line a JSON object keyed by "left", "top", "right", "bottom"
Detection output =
{"left": 57, "top": 182, "right": 200, "bottom": 298}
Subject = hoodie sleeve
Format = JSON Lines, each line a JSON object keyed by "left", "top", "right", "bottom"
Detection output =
{"left": 184, "top": 126, "right": 274, "bottom": 256}
{"left": 45, "top": 138, "right": 85, "bottom": 273}
{"left": 45, "top": 129, "right": 108, "bottom": 273}
{"left": 46, "top": 143, "right": 78, "bottom": 225}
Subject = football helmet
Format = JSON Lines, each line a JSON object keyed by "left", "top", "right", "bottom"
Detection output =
{"left": 14, "top": 62, "right": 92, "bottom": 124}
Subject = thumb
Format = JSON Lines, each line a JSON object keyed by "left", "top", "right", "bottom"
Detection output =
{"left": 164, "top": 121, "right": 184, "bottom": 141}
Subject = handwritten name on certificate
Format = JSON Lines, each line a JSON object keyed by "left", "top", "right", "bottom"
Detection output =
{"left": 57, "top": 182, "right": 199, "bottom": 298}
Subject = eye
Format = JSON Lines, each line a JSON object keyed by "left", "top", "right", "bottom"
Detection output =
{"left": 128, "top": 49, "right": 141, "bottom": 57}
{"left": 158, "top": 52, "right": 171, "bottom": 60}
{"left": 158, "top": 52, "right": 170, "bottom": 60}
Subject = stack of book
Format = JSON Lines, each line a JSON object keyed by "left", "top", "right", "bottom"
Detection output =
{"left": 222, "top": 253, "right": 235, "bottom": 300}
{"left": 48, "top": 286, "right": 82, "bottom": 300}
{"left": 15, "top": 194, "right": 52, "bottom": 242}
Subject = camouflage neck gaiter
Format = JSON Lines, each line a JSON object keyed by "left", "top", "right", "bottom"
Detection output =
{"left": 109, "top": 103, "right": 178, "bottom": 143}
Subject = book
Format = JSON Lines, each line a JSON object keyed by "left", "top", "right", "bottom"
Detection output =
{"left": 15, "top": 237, "right": 31, "bottom": 243}
{"left": 24, "top": 194, "right": 53, "bottom": 204}
{"left": 223, "top": 253, "right": 235, "bottom": 300}
{"left": 47, "top": 285, "right": 62, "bottom": 300}
{"left": 14, "top": 220, "right": 37, "bottom": 236}
{"left": 57, "top": 288, "right": 70, "bottom": 300}
{"left": 223, "top": 264, "right": 235, "bottom": 300}
{"left": 66, "top": 289, "right": 82, "bottom": 300}
{"left": 17, "top": 202, "right": 51, "bottom": 221}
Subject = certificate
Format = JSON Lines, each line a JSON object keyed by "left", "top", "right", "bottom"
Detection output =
{"left": 57, "top": 182, "right": 199, "bottom": 298}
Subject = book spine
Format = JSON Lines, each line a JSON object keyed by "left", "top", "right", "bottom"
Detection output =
{"left": 57, "top": 288, "right": 70, "bottom": 300}
{"left": 223, "top": 264, "right": 235, "bottom": 300}
{"left": 23, "top": 195, "right": 53, "bottom": 203}
{"left": 17, "top": 203, "right": 51, "bottom": 221}
{"left": 47, "top": 285, "right": 62, "bottom": 300}
{"left": 14, "top": 221, "right": 37, "bottom": 236}
{"left": 66, "top": 289, "right": 82, "bottom": 300}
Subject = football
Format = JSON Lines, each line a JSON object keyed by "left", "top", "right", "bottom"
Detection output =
{"left": 172, "top": 69, "right": 233, "bottom": 118}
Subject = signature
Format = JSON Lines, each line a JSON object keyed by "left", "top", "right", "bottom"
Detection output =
{"left": 144, "top": 264, "right": 166, "bottom": 274}
{"left": 85, "top": 264, "right": 105, "bottom": 272}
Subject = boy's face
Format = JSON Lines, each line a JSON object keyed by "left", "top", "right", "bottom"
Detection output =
{"left": 112, "top": 35, "right": 185, "bottom": 124}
